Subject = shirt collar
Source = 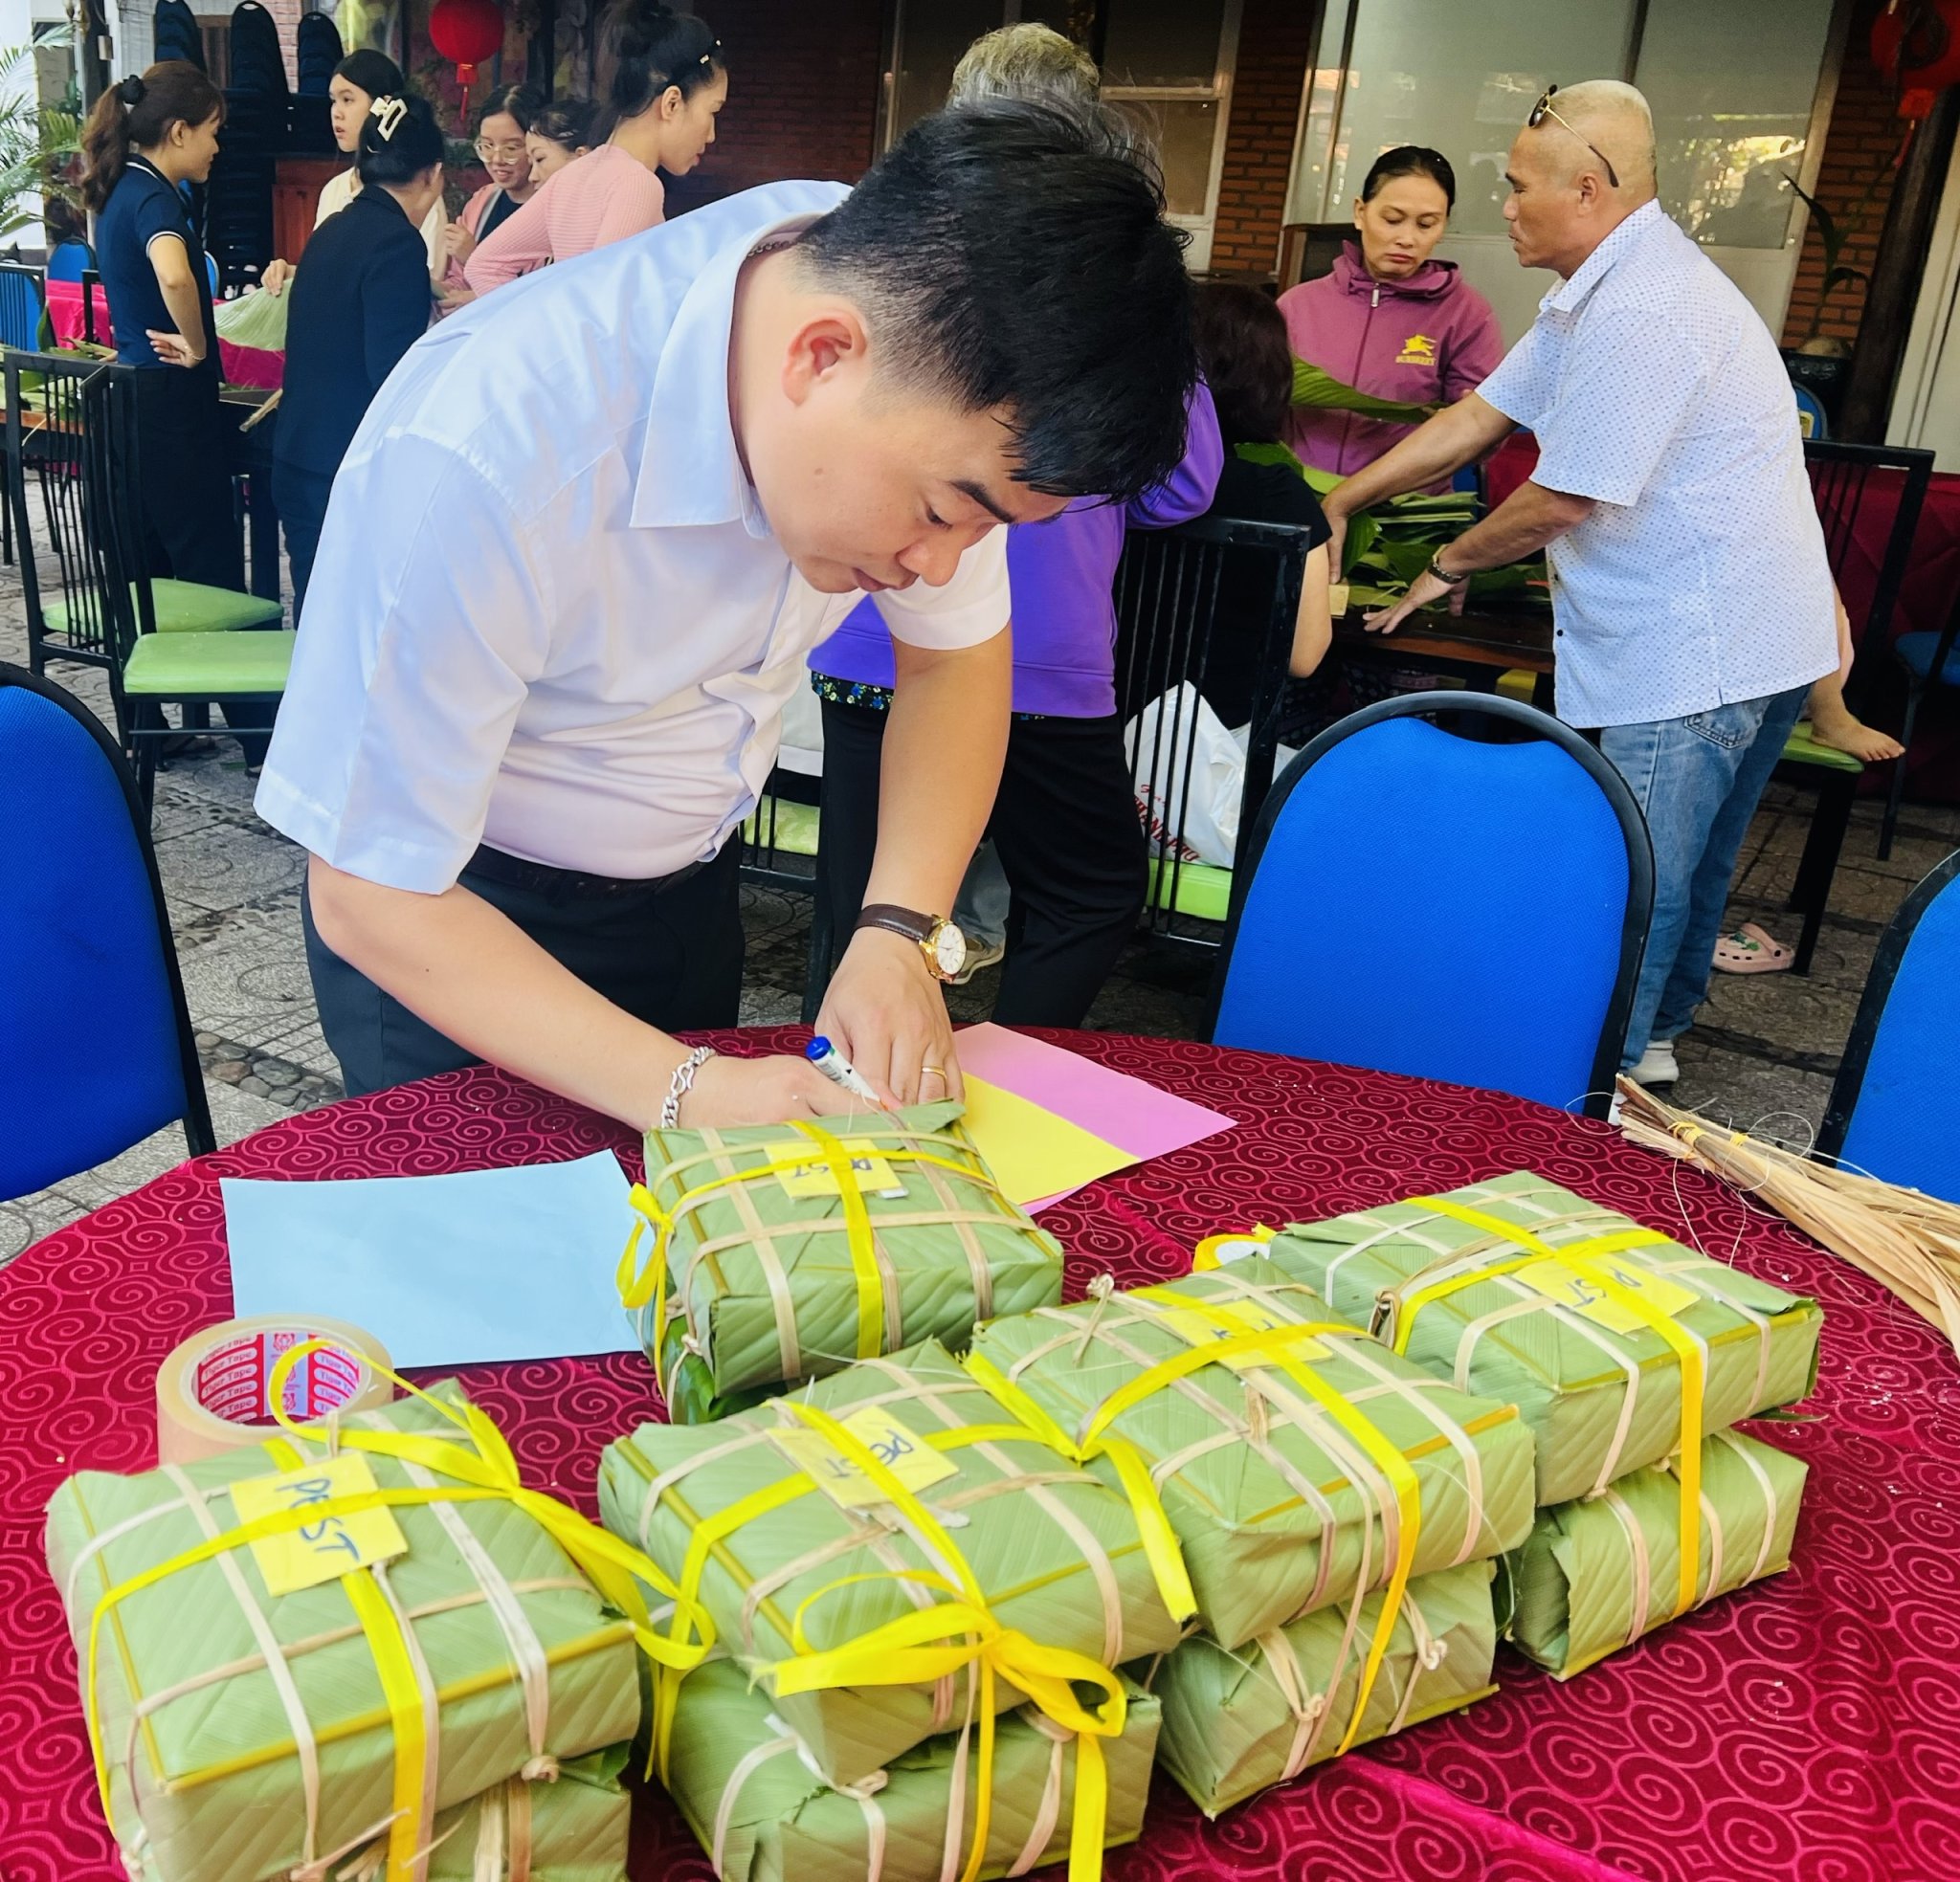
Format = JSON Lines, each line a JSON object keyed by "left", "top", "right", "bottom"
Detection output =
{"left": 629, "top": 207, "right": 829, "bottom": 538}
{"left": 1541, "top": 199, "right": 1663, "bottom": 315}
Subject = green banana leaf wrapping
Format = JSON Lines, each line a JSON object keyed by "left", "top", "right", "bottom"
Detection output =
{"left": 1147, "top": 1561, "right": 1498, "bottom": 1817}
{"left": 212, "top": 284, "right": 290, "bottom": 351}
{"left": 132, "top": 1750, "right": 634, "bottom": 1882}
{"left": 44, "top": 1384, "right": 643, "bottom": 1882}
{"left": 632, "top": 1101, "right": 1063, "bottom": 1421}
{"left": 1263, "top": 1172, "right": 1823, "bottom": 1506}
{"left": 965, "top": 1260, "right": 1536, "bottom": 1651}
{"left": 663, "top": 1659, "right": 1159, "bottom": 1882}
{"left": 1507, "top": 1428, "right": 1808, "bottom": 1677}
{"left": 1290, "top": 357, "right": 1435, "bottom": 422}
{"left": 597, "top": 1340, "right": 1183, "bottom": 1792}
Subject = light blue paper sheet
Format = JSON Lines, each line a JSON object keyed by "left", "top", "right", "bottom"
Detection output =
{"left": 223, "top": 1152, "right": 638, "bottom": 1367}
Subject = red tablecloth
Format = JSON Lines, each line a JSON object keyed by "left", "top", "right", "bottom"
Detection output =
{"left": 3, "top": 1030, "right": 1955, "bottom": 1882}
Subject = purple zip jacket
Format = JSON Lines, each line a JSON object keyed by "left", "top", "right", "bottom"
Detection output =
{"left": 810, "top": 383, "right": 1223, "bottom": 720}
{"left": 1277, "top": 241, "right": 1502, "bottom": 480}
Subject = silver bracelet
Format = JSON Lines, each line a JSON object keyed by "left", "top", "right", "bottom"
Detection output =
{"left": 658, "top": 1046, "right": 715, "bottom": 1129}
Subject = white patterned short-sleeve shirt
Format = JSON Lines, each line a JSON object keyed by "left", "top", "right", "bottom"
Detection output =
{"left": 1479, "top": 201, "right": 1836, "bottom": 728}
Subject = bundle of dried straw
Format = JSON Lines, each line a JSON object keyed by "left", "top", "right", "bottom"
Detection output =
{"left": 1615, "top": 1075, "right": 1960, "bottom": 1362}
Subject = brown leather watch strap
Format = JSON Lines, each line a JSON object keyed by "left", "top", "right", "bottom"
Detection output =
{"left": 856, "top": 903, "right": 934, "bottom": 942}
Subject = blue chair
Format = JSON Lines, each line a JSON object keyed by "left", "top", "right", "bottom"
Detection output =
{"left": 0, "top": 663, "right": 215, "bottom": 1203}
{"left": 0, "top": 259, "right": 43, "bottom": 351}
{"left": 1817, "top": 849, "right": 1960, "bottom": 1202}
{"left": 45, "top": 238, "right": 91, "bottom": 283}
{"left": 1209, "top": 692, "right": 1655, "bottom": 1118}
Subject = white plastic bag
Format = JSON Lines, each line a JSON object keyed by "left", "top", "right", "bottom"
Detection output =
{"left": 1124, "top": 683, "right": 1243, "bottom": 868}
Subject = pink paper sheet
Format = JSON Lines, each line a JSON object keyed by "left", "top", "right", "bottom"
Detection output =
{"left": 954, "top": 1023, "right": 1236, "bottom": 1207}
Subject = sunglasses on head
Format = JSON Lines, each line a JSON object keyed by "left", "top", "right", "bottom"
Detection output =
{"left": 1528, "top": 84, "right": 1620, "bottom": 190}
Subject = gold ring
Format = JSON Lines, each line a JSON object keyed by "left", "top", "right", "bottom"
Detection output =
{"left": 921, "top": 1065, "right": 947, "bottom": 1082}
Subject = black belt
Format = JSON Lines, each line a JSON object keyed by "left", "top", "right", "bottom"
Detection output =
{"left": 463, "top": 844, "right": 712, "bottom": 901}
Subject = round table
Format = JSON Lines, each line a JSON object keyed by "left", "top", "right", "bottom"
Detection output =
{"left": 2, "top": 1030, "right": 1953, "bottom": 1882}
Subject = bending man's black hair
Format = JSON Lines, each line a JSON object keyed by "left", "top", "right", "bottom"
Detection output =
{"left": 795, "top": 100, "right": 1196, "bottom": 503}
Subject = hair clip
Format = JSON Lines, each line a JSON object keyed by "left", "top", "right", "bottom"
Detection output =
{"left": 370, "top": 96, "right": 409, "bottom": 140}
{"left": 117, "top": 75, "right": 146, "bottom": 105}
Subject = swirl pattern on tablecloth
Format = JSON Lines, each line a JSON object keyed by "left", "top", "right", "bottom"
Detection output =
{"left": 3, "top": 1030, "right": 1956, "bottom": 1881}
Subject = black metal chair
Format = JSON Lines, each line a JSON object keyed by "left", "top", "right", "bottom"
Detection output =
{"left": 738, "top": 762, "right": 835, "bottom": 1026}
{"left": 1775, "top": 440, "right": 1933, "bottom": 969}
{"left": 1113, "top": 512, "right": 1313, "bottom": 953}
{"left": 3, "top": 350, "right": 292, "bottom": 803}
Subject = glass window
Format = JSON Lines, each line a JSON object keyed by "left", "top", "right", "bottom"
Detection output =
{"left": 1101, "top": 0, "right": 1225, "bottom": 89}
{"left": 887, "top": 0, "right": 1005, "bottom": 144}
{"left": 1636, "top": 0, "right": 1838, "bottom": 251}
{"left": 1149, "top": 99, "right": 1223, "bottom": 217}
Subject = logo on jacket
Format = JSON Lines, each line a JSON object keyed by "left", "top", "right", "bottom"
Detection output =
{"left": 1396, "top": 334, "right": 1437, "bottom": 365}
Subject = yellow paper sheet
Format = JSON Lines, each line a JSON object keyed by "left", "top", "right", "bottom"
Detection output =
{"left": 960, "top": 1074, "right": 1137, "bottom": 1208}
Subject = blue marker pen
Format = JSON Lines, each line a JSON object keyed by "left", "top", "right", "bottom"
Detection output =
{"left": 806, "top": 1036, "right": 887, "bottom": 1108}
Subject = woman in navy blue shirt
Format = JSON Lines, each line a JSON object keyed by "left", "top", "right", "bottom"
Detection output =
{"left": 81, "top": 63, "right": 234, "bottom": 590}
{"left": 272, "top": 95, "right": 442, "bottom": 620}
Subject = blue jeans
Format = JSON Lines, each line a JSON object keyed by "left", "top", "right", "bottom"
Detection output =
{"left": 1599, "top": 684, "right": 1810, "bottom": 1068}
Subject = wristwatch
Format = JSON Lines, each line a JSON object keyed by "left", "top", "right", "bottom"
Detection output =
{"left": 857, "top": 903, "right": 968, "bottom": 982}
{"left": 1426, "top": 548, "right": 1470, "bottom": 587}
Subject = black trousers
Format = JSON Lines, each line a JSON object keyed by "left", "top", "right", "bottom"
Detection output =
{"left": 818, "top": 697, "right": 1147, "bottom": 1029}
{"left": 302, "top": 840, "right": 746, "bottom": 1097}
{"left": 132, "top": 367, "right": 274, "bottom": 762}
{"left": 271, "top": 459, "right": 333, "bottom": 626}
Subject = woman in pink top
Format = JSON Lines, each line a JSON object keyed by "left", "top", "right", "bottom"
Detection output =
{"left": 441, "top": 84, "right": 542, "bottom": 296}
{"left": 465, "top": 0, "right": 725, "bottom": 294}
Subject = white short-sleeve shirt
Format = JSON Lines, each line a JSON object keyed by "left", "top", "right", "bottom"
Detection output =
{"left": 256, "top": 182, "right": 1013, "bottom": 893}
{"left": 1479, "top": 200, "right": 1837, "bottom": 728}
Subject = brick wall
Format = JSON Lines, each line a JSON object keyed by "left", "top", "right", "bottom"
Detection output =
{"left": 648, "top": 0, "right": 888, "bottom": 213}
{"left": 1207, "top": 0, "right": 1315, "bottom": 277}
{"left": 1783, "top": 0, "right": 1903, "bottom": 348}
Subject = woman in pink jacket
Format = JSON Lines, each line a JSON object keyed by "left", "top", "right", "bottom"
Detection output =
{"left": 1277, "top": 146, "right": 1502, "bottom": 479}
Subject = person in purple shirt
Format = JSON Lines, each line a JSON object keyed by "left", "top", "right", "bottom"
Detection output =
{"left": 812, "top": 378, "right": 1223, "bottom": 1025}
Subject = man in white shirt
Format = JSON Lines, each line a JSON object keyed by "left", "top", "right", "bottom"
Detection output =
{"left": 1321, "top": 80, "right": 1836, "bottom": 1090}
{"left": 255, "top": 103, "right": 1198, "bottom": 1130}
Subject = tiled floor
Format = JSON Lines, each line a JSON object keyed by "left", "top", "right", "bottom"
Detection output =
{"left": 6, "top": 561, "right": 1957, "bottom": 1266}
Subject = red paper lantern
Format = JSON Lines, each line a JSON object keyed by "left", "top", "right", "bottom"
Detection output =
{"left": 1872, "top": 0, "right": 1960, "bottom": 121}
{"left": 429, "top": 0, "right": 504, "bottom": 106}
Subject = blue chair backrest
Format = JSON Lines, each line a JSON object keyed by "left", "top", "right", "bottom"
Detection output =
{"left": 0, "top": 264, "right": 42, "bottom": 350}
{"left": 1211, "top": 694, "right": 1653, "bottom": 1117}
{"left": 1823, "top": 851, "right": 1960, "bottom": 1202}
{"left": 0, "top": 667, "right": 211, "bottom": 1202}
{"left": 46, "top": 239, "right": 91, "bottom": 283}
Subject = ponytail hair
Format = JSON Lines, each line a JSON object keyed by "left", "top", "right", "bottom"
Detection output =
{"left": 356, "top": 94, "right": 445, "bottom": 189}
{"left": 81, "top": 61, "right": 223, "bottom": 213}
{"left": 595, "top": 0, "right": 721, "bottom": 136}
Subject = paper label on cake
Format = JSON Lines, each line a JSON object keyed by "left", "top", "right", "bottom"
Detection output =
{"left": 1148, "top": 1299, "right": 1327, "bottom": 1363}
{"left": 231, "top": 1452, "right": 409, "bottom": 1595}
{"left": 771, "top": 1408, "right": 958, "bottom": 1510}
{"left": 1515, "top": 1256, "right": 1699, "bottom": 1336}
{"left": 764, "top": 1140, "right": 906, "bottom": 1200}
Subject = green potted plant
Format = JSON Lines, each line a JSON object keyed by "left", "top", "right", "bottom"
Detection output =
{"left": 1780, "top": 169, "right": 1880, "bottom": 420}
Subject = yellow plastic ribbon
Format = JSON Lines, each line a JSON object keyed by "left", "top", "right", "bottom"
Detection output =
{"left": 1121, "top": 1293, "right": 1423, "bottom": 1753}
{"left": 82, "top": 1341, "right": 715, "bottom": 1879}
{"left": 1392, "top": 1197, "right": 1706, "bottom": 1614}
{"left": 618, "top": 1129, "right": 997, "bottom": 1396}
{"left": 759, "top": 1401, "right": 1124, "bottom": 1882}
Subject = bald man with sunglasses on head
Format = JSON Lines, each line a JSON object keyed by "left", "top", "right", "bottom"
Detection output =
{"left": 1322, "top": 78, "right": 1837, "bottom": 1093}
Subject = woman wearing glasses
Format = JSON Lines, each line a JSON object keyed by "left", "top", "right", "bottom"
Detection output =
{"left": 1276, "top": 145, "right": 1501, "bottom": 485}
{"left": 444, "top": 85, "right": 543, "bottom": 283}
{"left": 464, "top": 0, "right": 725, "bottom": 295}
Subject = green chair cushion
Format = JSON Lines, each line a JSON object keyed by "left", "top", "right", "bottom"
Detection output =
{"left": 1781, "top": 719, "right": 1862, "bottom": 775}
{"left": 48, "top": 580, "right": 284, "bottom": 638}
{"left": 123, "top": 629, "right": 294, "bottom": 696}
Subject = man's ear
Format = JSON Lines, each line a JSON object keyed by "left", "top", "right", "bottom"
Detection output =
{"left": 780, "top": 304, "right": 872, "bottom": 408}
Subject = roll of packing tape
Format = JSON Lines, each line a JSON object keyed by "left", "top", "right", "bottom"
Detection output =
{"left": 156, "top": 1315, "right": 393, "bottom": 1465}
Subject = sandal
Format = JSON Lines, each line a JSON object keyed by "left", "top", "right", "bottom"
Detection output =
{"left": 1712, "top": 921, "right": 1793, "bottom": 974}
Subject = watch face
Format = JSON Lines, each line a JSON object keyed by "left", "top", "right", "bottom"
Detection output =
{"left": 930, "top": 920, "right": 968, "bottom": 978}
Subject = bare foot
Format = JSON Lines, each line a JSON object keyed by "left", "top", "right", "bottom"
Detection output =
{"left": 1809, "top": 705, "right": 1904, "bottom": 764}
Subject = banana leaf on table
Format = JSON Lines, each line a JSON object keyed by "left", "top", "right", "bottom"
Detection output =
{"left": 663, "top": 1658, "right": 1159, "bottom": 1882}
{"left": 626, "top": 1100, "right": 1063, "bottom": 1421}
{"left": 1147, "top": 1561, "right": 1498, "bottom": 1817}
{"left": 1505, "top": 1428, "right": 1808, "bottom": 1677}
{"left": 598, "top": 1339, "right": 1184, "bottom": 1791}
{"left": 1263, "top": 1170, "right": 1824, "bottom": 1508}
{"left": 965, "top": 1259, "right": 1536, "bottom": 1651}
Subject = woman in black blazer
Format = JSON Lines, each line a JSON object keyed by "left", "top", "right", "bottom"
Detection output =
{"left": 273, "top": 95, "right": 443, "bottom": 622}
